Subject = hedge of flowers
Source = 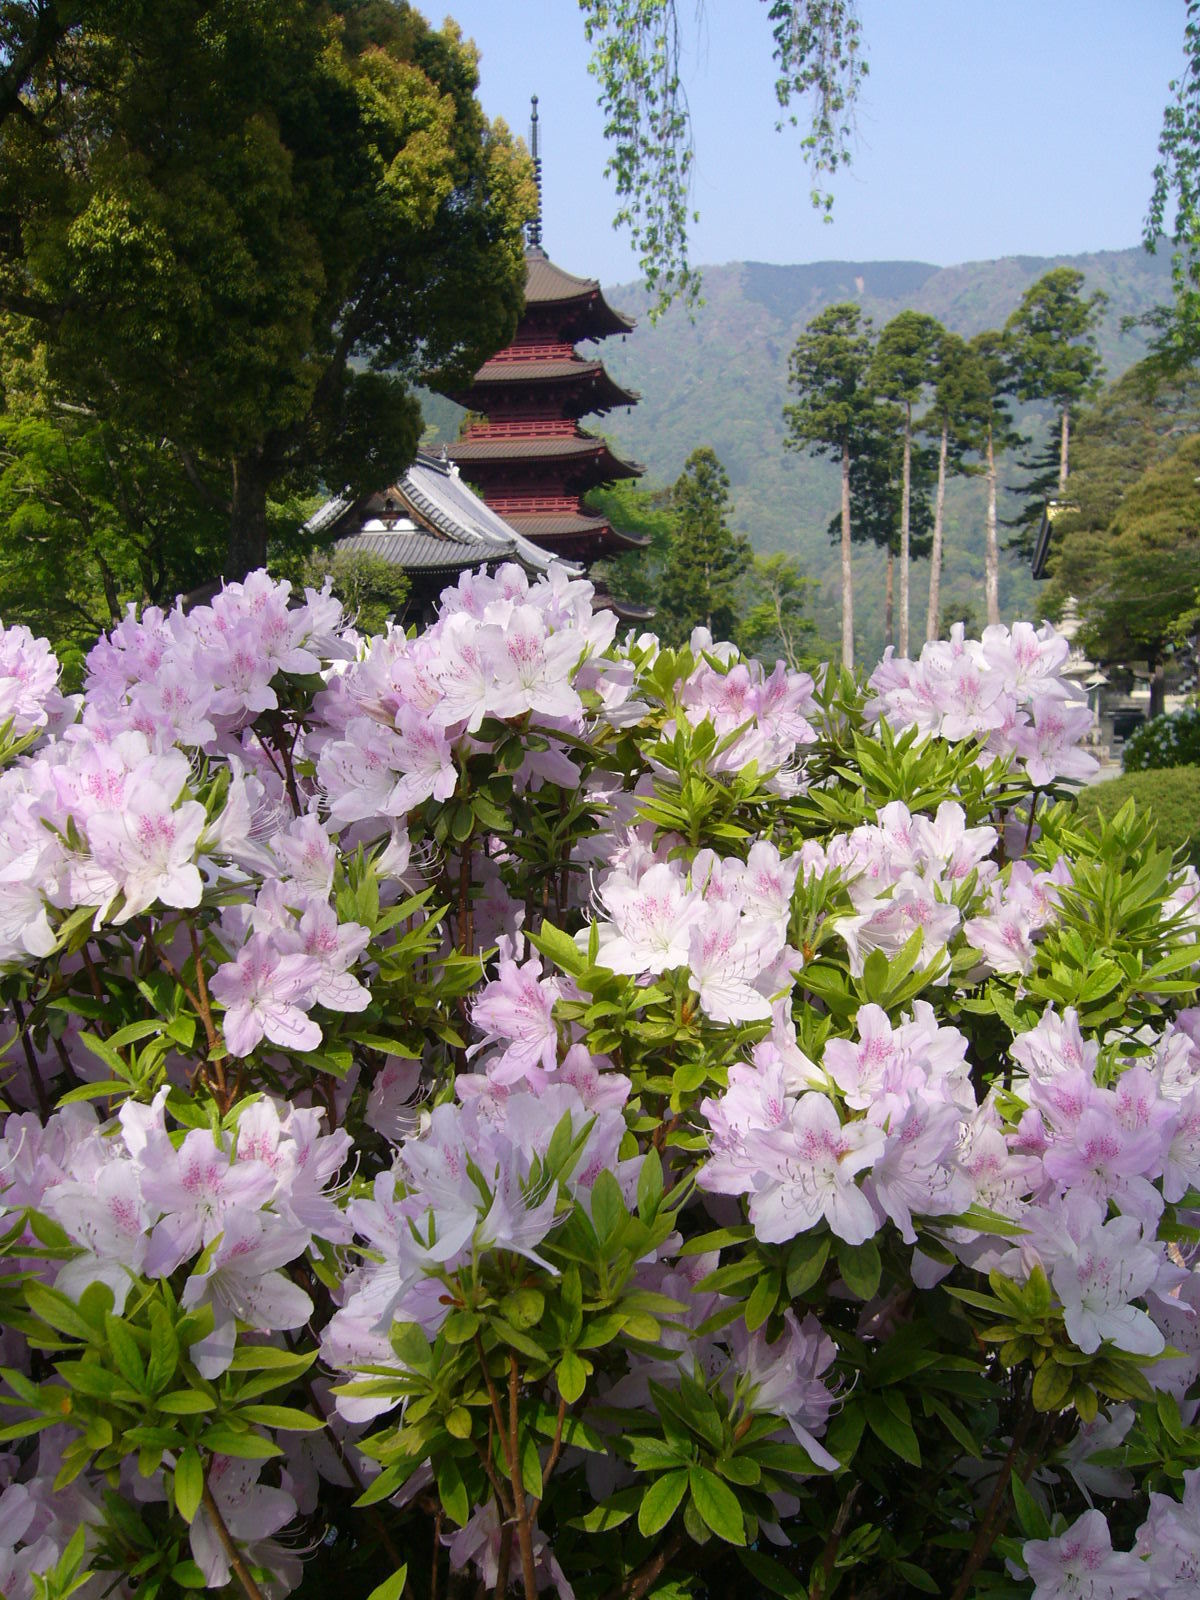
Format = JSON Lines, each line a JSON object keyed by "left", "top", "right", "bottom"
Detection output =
{"left": 1123, "top": 704, "right": 1200, "bottom": 772}
{"left": 1, "top": 570, "right": 1200, "bottom": 1600}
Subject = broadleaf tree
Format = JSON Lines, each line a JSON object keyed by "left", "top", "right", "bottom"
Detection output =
{"left": 0, "top": 0, "right": 534, "bottom": 581}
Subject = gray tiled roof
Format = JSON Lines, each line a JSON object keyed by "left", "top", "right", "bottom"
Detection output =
{"left": 302, "top": 453, "right": 580, "bottom": 578}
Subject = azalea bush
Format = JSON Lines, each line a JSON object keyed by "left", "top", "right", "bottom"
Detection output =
{"left": 2, "top": 576, "right": 1200, "bottom": 1600}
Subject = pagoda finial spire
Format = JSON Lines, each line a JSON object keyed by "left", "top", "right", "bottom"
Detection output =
{"left": 527, "top": 94, "right": 544, "bottom": 254}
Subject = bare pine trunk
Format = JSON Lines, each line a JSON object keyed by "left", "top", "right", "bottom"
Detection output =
{"left": 228, "top": 452, "right": 270, "bottom": 580}
{"left": 840, "top": 441, "right": 854, "bottom": 670}
{"left": 1059, "top": 406, "right": 1070, "bottom": 494}
{"left": 925, "top": 421, "right": 948, "bottom": 643}
{"left": 985, "top": 426, "right": 1000, "bottom": 626}
{"left": 1150, "top": 656, "right": 1166, "bottom": 720}
{"left": 884, "top": 547, "right": 895, "bottom": 650}
{"left": 899, "top": 400, "right": 911, "bottom": 655}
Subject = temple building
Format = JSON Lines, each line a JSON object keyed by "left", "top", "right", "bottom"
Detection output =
{"left": 440, "top": 97, "right": 647, "bottom": 567}
{"left": 304, "top": 450, "right": 572, "bottom": 624}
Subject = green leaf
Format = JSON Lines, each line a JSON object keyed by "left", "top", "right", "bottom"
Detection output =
{"left": 445, "top": 1406, "right": 472, "bottom": 1440}
{"left": 173, "top": 1447, "right": 203, "bottom": 1524}
{"left": 146, "top": 1304, "right": 180, "bottom": 1395}
{"left": 170, "top": 1561, "right": 209, "bottom": 1588}
{"left": 237, "top": 1405, "right": 322, "bottom": 1432}
{"left": 785, "top": 1232, "right": 830, "bottom": 1297}
{"left": 736, "top": 1548, "right": 806, "bottom": 1598}
{"left": 837, "top": 1238, "right": 882, "bottom": 1301}
{"left": 103, "top": 1315, "right": 146, "bottom": 1390}
{"left": 365, "top": 1567, "right": 408, "bottom": 1600}
{"left": 687, "top": 1465, "right": 746, "bottom": 1545}
{"left": 743, "top": 1271, "right": 778, "bottom": 1333}
{"left": 637, "top": 1147, "right": 664, "bottom": 1219}
{"left": 572, "top": 1486, "right": 641, "bottom": 1532}
{"left": 863, "top": 1394, "right": 920, "bottom": 1466}
{"left": 1009, "top": 1470, "right": 1051, "bottom": 1541}
{"left": 590, "top": 1169, "right": 627, "bottom": 1243}
{"left": 156, "top": 1390, "right": 216, "bottom": 1415}
{"left": 1031, "top": 1359, "right": 1073, "bottom": 1413}
{"left": 530, "top": 921, "right": 587, "bottom": 978}
{"left": 500, "top": 1289, "right": 545, "bottom": 1331}
{"left": 556, "top": 1350, "right": 588, "bottom": 1405}
{"left": 436, "top": 1455, "right": 470, "bottom": 1526}
{"left": 199, "top": 1424, "right": 280, "bottom": 1460}
{"left": 637, "top": 1468, "right": 689, "bottom": 1537}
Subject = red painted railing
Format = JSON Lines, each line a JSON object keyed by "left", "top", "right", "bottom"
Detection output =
{"left": 462, "top": 419, "right": 577, "bottom": 440}
{"left": 487, "top": 342, "right": 576, "bottom": 362}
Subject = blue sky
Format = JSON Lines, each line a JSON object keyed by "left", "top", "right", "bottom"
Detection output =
{"left": 432, "top": 0, "right": 1187, "bottom": 283}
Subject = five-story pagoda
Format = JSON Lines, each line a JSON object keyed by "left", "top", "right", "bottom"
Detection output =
{"left": 442, "top": 98, "right": 646, "bottom": 565}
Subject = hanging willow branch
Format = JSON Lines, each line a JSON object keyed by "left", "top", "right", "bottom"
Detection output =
{"left": 579, "top": 0, "right": 867, "bottom": 317}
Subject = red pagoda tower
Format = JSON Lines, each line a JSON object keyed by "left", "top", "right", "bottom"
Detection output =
{"left": 443, "top": 98, "right": 646, "bottom": 566}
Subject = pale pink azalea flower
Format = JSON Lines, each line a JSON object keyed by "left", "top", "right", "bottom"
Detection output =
{"left": 485, "top": 604, "right": 585, "bottom": 723}
{"left": 272, "top": 813, "right": 338, "bottom": 895}
{"left": 1135, "top": 1467, "right": 1200, "bottom": 1596}
{"left": 139, "top": 1126, "right": 276, "bottom": 1277}
{"left": 428, "top": 612, "right": 494, "bottom": 732}
{"left": 730, "top": 1309, "right": 839, "bottom": 1471}
{"left": 747, "top": 1093, "right": 885, "bottom": 1245}
{"left": 44, "top": 1161, "right": 149, "bottom": 1311}
{"left": 189, "top": 1456, "right": 300, "bottom": 1594}
{"left": 592, "top": 860, "right": 704, "bottom": 976}
{"left": 1023, "top": 1508, "right": 1144, "bottom": 1600}
{"left": 446, "top": 1499, "right": 574, "bottom": 1599}
{"left": 1013, "top": 694, "right": 1099, "bottom": 787}
{"left": 84, "top": 784, "right": 207, "bottom": 922}
{"left": 182, "top": 1210, "right": 314, "bottom": 1377}
{"left": 470, "top": 944, "right": 562, "bottom": 1083}
{"left": 866, "top": 1100, "right": 970, "bottom": 1242}
{"left": 208, "top": 935, "right": 323, "bottom": 1058}
{"left": 385, "top": 703, "right": 457, "bottom": 811}
{"left": 287, "top": 900, "right": 371, "bottom": 1013}
{"left": 1047, "top": 1201, "right": 1166, "bottom": 1357}
{"left": 687, "top": 903, "right": 776, "bottom": 1025}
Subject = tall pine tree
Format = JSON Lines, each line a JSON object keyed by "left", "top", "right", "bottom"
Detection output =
{"left": 1006, "top": 268, "right": 1107, "bottom": 554}
{"left": 870, "top": 311, "right": 943, "bottom": 655}
{"left": 783, "top": 303, "right": 876, "bottom": 669}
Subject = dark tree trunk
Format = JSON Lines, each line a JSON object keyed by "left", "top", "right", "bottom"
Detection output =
{"left": 840, "top": 440, "right": 854, "bottom": 670}
{"left": 925, "top": 420, "right": 948, "bottom": 644}
{"left": 899, "top": 398, "right": 911, "bottom": 654}
{"left": 884, "top": 546, "right": 895, "bottom": 651}
{"left": 228, "top": 452, "right": 271, "bottom": 579}
{"left": 1149, "top": 655, "right": 1166, "bottom": 721}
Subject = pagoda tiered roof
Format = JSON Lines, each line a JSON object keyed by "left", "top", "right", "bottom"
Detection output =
{"left": 448, "top": 432, "right": 642, "bottom": 475}
{"left": 523, "top": 248, "right": 635, "bottom": 336}
{"left": 430, "top": 97, "right": 646, "bottom": 575}
{"left": 450, "top": 354, "right": 638, "bottom": 417}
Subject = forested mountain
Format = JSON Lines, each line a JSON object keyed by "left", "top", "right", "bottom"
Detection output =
{"left": 424, "top": 245, "right": 1175, "bottom": 661}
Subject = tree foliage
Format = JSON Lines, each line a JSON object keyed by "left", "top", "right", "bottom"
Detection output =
{"left": 736, "top": 549, "right": 823, "bottom": 667}
{"left": 1048, "top": 432, "right": 1200, "bottom": 705}
{"left": 658, "top": 446, "right": 751, "bottom": 643}
{"left": 0, "top": 0, "right": 533, "bottom": 579}
{"left": 1145, "top": 0, "right": 1200, "bottom": 370}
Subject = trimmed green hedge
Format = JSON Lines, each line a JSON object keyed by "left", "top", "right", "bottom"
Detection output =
{"left": 1073, "top": 764, "right": 1200, "bottom": 866}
